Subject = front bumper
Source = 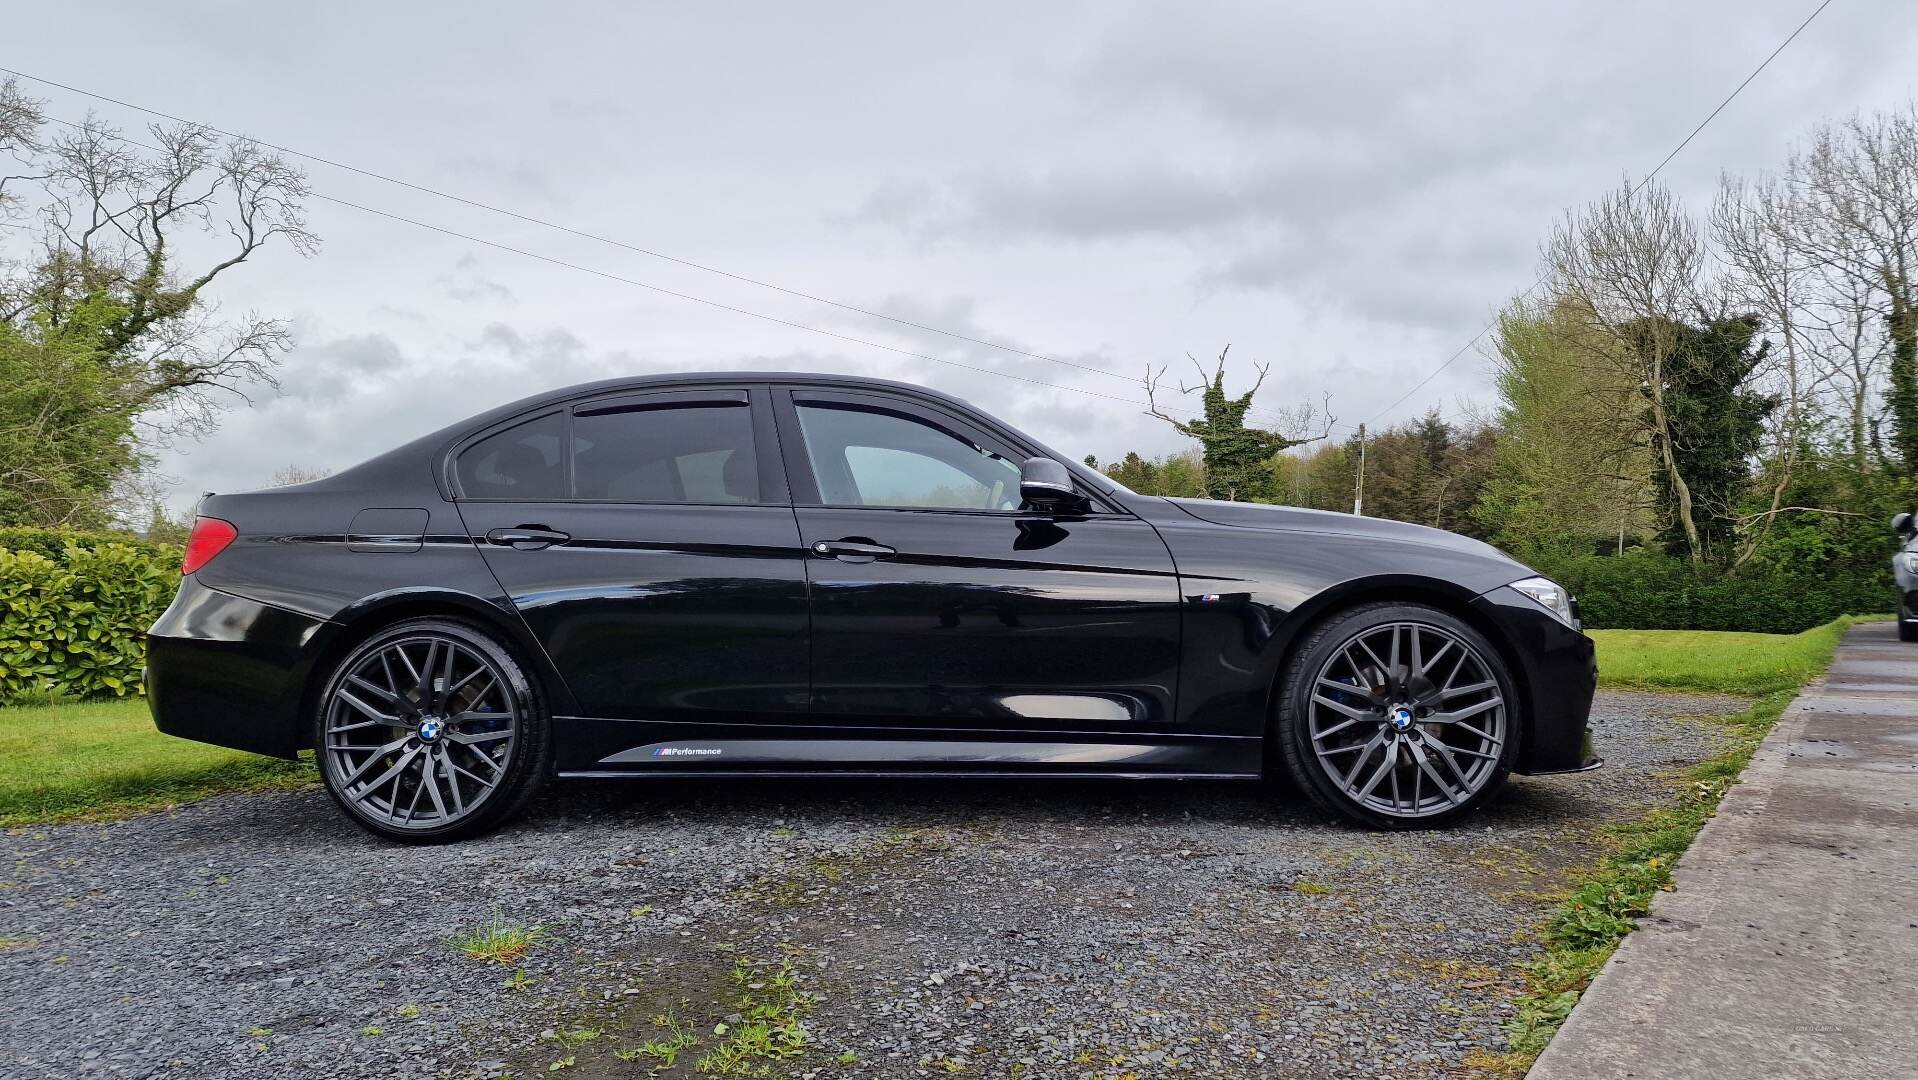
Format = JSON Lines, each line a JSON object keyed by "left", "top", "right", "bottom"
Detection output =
{"left": 146, "top": 576, "right": 332, "bottom": 759}
{"left": 1471, "top": 585, "right": 1601, "bottom": 775}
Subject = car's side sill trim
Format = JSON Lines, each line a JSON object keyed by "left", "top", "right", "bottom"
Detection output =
{"left": 555, "top": 769, "right": 1261, "bottom": 780}
{"left": 553, "top": 715, "right": 1253, "bottom": 740}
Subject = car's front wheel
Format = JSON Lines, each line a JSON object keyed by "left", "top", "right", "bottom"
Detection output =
{"left": 313, "top": 618, "right": 550, "bottom": 842}
{"left": 1275, "top": 602, "right": 1519, "bottom": 828}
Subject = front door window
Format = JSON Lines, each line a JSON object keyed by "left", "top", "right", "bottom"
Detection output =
{"left": 794, "top": 403, "right": 1021, "bottom": 511}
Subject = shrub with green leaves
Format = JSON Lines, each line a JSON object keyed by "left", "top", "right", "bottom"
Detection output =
{"left": 1527, "top": 551, "right": 1888, "bottom": 634}
{"left": 0, "top": 539, "right": 178, "bottom": 703}
{"left": 0, "top": 526, "right": 175, "bottom": 563}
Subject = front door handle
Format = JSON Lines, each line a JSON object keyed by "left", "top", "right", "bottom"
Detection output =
{"left": 487, "top": 526, "right": 572, "bottom": 550}
{"left": 810, "top": 538, "right": 896, "bottom": 562}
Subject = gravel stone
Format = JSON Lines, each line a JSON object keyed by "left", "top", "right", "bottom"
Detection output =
{"left": 0, "top": 690, "right": 1743, "bottom": 1078}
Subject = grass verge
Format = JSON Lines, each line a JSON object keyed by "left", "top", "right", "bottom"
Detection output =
{"left": 1585, "top": 614, "right": 1873, "bottom": 696}
{"left": 1478, "top": 614, "right": 1879, "bottom": 1075}
{"left": 0, "top": 696, "right": 314, "bottom": 828}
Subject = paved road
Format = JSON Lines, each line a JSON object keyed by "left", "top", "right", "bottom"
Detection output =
{"left": 1531, "top": 621, "right": 1918, "bottom": 1080}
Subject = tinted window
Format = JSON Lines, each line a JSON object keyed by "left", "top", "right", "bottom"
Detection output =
{"left": 796, "top": 403, "right": 1021, "bottom": 510}
{"left": 573, "top": 403, "right": 759, "bottom": 503}
{"left": 456, "top": 412, "right": 567, "bottom": 500}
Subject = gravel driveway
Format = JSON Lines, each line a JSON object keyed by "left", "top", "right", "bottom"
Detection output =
{"left": 1, "top": 690, "right": 1744, "bottom": 1080}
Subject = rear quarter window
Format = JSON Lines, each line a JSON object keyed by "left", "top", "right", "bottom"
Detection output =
{"left": 456, "top": 412, "right": 567, "bottom": 499}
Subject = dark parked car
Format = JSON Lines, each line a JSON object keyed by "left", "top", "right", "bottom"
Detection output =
{"left": 1894, "top": 512, "right": 1918, "bottom": 641}
{"left": 147, "top": 373, "right": 1598, "bottom": 841}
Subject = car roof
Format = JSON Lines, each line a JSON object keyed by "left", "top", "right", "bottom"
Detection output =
{"left": 493, "top": 371, "right": 978, "bottom": 417}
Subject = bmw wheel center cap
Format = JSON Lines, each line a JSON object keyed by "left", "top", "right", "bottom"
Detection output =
{"left": 418, "top": 717, "right": 444, "bottom": 743}
{"left": 1389, "top": 706, "right": 1415, "bottom": 731}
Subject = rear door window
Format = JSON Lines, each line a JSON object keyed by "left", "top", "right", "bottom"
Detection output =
{"left": 455, "top": 398, "right": 762, "bottom": 504}
{"left": 572, "top": 402, "right": 759, "bottom": 504}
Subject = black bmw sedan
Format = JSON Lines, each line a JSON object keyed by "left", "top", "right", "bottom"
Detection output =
{"left": 147, "top": 372, "right": 1598, "bottom": 841}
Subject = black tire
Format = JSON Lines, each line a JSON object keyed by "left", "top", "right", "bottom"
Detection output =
{"left": 1900, "top": 620, "right": 1918, "bottom": 642}
{"left": 312, "top": 617, "right": 551, "bottom": 843}
{"left": 1274, "top": 601, "right": 1520, "bottom": 829}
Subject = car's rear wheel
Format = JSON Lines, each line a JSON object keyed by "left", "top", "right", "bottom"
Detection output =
{"left": 314, "top": 618, "right": 550, "bottom": 842}
{"left": 1276, "top": 602, "right": 1518, "bottom": 829}
{"left": 1899, "top": 619, "right": 1918, "bottom": 643}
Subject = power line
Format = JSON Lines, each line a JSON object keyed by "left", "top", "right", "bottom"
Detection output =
{"left": 312, "top": 192, "right": 1173, "bottom": 409}
{"left": 1637, "top": 0, "right": 1836, "bottom": 188}
{"left": 0, "top": 64, "right": 1182, "bottom": 395}
{"left": 15, "top": 0, "right": 1831, "bottom": 439}
{"left": 1363, "top": 0, "right": 1836, "bottom": 429}
{"left": 8, "top": 74, "right": 1317, "bottom": 429}
{"left": 26, "top": 113, "right": 1226, "bottom": 421}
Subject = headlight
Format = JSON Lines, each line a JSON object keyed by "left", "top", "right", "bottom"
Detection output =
{"left": 1903, "top": 553, "right": 1918, "bottom": 575}
{"left": 1510, "top": 576, "right": 1576, "bottom": 626}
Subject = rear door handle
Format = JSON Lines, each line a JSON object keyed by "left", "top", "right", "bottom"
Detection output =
{"left": 487, "top": 526, "right": 571, "bottom": 550}
{"left": 810, "top": 539, "right": 896, "bottom": 561}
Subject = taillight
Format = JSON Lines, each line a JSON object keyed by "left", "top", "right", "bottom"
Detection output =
{"left": 181, "top": 517, "right": 238, "bottom": 575}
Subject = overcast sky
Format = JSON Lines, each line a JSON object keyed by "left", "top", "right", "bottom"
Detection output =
{"left": 8, "top": 0, "right": 1916, "bottom": 509}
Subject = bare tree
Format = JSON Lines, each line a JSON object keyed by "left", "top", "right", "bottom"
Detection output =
{"left": 1790, "top": 106, "right": 1918, "bottom": 471}
{"left": 269, "top": 464, "right": 332, "bottom": 488}
{"left": 0, "top": 79, "right": 46, "bottom": 213}
{"left": 1547, "top": 179, "right": 1712, "bottom": 559}
{"left": 13, "top": 115, "right": 318, "bottom": 434}
{"left": 1714, "top": 172, "right": 1816, "bottom": 565}
{"left": 0, "top": 80, "right": 316, "bottom": 525}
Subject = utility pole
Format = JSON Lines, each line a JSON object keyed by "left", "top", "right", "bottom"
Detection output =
{"left": 1352, "top": 423, "right": 1367, "bottom": 516}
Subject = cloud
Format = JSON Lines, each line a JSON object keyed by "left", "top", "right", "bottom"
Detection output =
{"left": 72, "top": 0, "right": 1916, "bottom": 509}
{"left": 436, "top": 252, "right": 517, "bottom": 305}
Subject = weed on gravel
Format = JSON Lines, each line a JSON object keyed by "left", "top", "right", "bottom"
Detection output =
{"left": 450, "top": 917, "right": 547, "bottom": 965}
{"left": 733, "top": 826, "right": 953, "bottom": 908}
{"left": 695, "top": 954, "right": 815, "bottom": 1075}
{"left": 612, "top": 1012, "right": 698, "bottom": 1071}
{"left": 509, "top": 948, "right": 820, "bottom": 1078}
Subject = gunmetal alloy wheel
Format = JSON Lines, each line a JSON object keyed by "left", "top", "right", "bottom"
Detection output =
{"left": 1277, "top": 603, "right": 1517, "bottom": 828}
{"left": 316, "top": 619, "right": 548, "bottom": 842}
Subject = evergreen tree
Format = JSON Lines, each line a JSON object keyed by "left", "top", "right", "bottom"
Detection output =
{"left": 1632, "top": 314, "right": 1778, "bottom": 559}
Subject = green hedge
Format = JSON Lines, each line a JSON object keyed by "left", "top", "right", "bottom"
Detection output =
{"left": 0, "top": 526, "right": 178, "bottom": 564}
{"left": 0, "top": 535, "right": 179, "bottom": 703}
{"left": 1532, "top": 552, "right": 1891, "bottom": 634}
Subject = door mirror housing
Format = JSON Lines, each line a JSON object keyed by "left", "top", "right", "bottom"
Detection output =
{"left": 1020, "top": 457, "right": 1088, "bottom": 512}
{"left": 1896, "top": 512, "right": 1914, "bottom": 537}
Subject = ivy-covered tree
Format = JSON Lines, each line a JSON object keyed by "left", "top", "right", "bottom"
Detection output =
{"left": 1144, "top": 347, "right": 1329, "bottom": 502}
{"left": 1633, "top": 314, "right": 1778, "bottom": 559}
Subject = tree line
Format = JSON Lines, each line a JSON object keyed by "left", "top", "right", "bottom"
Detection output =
{"left": 4, "top": 67, "right": 1915, "bottom": 629}
{"left": 1090, "top": 104, "right": 1918, "bottom": 628}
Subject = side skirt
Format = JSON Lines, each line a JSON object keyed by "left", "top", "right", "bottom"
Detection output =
{"left": 552, "top": 718, "right": 1264, "bottom": 778}
{"left": 558, "top": 769, "right": 1261, "bottom": 780}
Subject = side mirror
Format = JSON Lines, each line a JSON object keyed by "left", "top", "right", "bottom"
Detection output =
{"left": 1020, "top": 457, "right": 1088, "bottom": 512}
{"left": 1896, "top": 512, "right": 1914, "bottom": 537}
